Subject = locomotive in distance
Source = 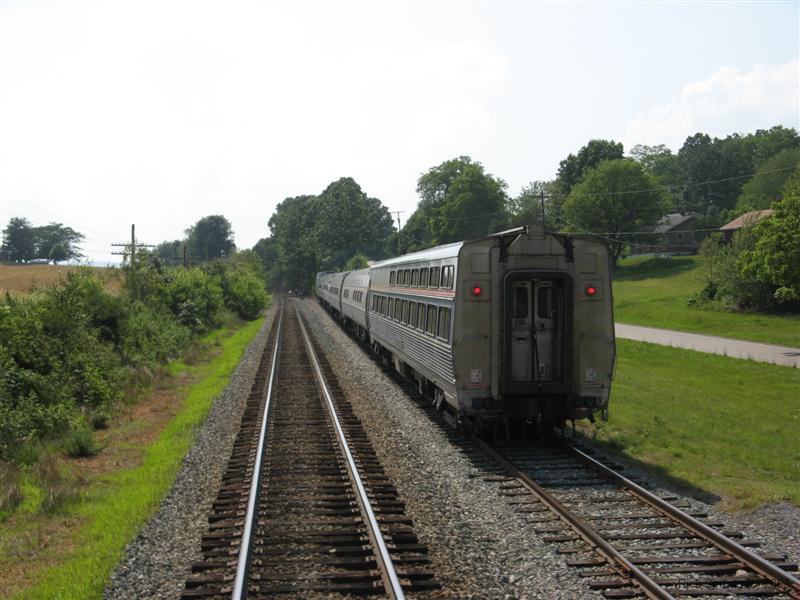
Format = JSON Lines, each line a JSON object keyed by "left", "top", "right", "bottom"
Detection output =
{"left": 316, "top": 225, "right": 616, "bottom": 434}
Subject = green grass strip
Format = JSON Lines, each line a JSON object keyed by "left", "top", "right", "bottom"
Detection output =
{"left": 613, "top": 256, "right": 800, "bottom": 348}
{"left": 13, "top": 316, "right": 265, "bottom": 600}
{"left": 583, "top": 339, "right": 800, "bottom": 510}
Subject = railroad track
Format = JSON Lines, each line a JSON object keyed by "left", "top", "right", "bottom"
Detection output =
{"left": 183, "top": 301, "right": 437, "bottom": 599}
{"left": 472, "top": 437, "right": 800, "bottom": 599}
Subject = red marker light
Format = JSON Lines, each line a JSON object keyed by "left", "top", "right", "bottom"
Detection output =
{"left": 472, "top": 286, "right": 482, "bottom": 296}
{"left": 585, "top": 286, "right": 597, "bottom": 297}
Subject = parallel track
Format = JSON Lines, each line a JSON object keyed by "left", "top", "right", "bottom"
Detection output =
{"left": 473, "top": 437, "right": 800, "bottom": 599}
{"left": 182, "top": 301, "right": 437, "bottom": 598}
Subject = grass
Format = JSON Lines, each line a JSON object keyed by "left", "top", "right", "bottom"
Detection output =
{"left": 2, "top": 315, "right": 265, "bottom": 600}
{"left": 581, "top": 339, "right": 800, "bottom": 510}
{"left": 613, "top": 256, "right": 800, "bottom": 348}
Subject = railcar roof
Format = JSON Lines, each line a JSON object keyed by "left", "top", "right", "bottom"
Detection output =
{"left": 370, "top": 241, "right": 463, "bottom": 269}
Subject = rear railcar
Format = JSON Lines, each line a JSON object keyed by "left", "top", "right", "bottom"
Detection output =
{"left": 341, "top": 268, "right": 371, "bottom": 341}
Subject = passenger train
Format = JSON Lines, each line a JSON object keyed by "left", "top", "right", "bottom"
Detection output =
{"left": 316, "top": 226, "right": 615, "bottom": 434}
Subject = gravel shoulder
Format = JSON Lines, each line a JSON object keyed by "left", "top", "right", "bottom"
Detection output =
{"left": 299, "top": 299, "right": 800, "bottom": 599}
{"left": 104, "top": 306, "right": 276, "bottom": 600}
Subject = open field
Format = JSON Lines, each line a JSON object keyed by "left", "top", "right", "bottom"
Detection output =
{"left": 581, "top": 339, "right": 800, "bottom": 511}
{"left": 0, "top": 263, "right": 119, "bottom": 295}
{"left": 613, "top": 256, "right": 800, "bottom": 348}
{"left": 0, "top": 316, "right": 265, "bottom": 600}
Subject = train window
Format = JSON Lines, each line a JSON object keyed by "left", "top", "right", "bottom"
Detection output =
{"left": 390, "top": 271, "right": 396, "bottom": 285}
{"left": 409, "top": 302, "right": 417, "bottom": 327}
{"left": 420, "top": 268, "right": 428, "bottom": 287}
{"left": 416, "top": 303, "right": 424, "bottom": 329}
{"left": 380, "top": 296, "right": 386, "bottom": 315}
{"left": 438, "top": 307, "right": 451, "bottom": 341}
{"left": 344, "top": 289, "right": 349, "bottom": 299}
{"left": 412, "top": 269, "right": 419, "bottom": 286}
{"left": 388, "top": 298, "right": 395, "bottom": 318}
{"left": 426, "top": 305, "right": 437, "bottom": 335}
{"left": 395, "top": 299, "right": 403, "bottom": 320}
{"left": 444, "top": 266, "right": 454, "bottom": 289}
{"left": 430, "top": 267, "right": 440, "bottom": 288}
{"left": 371, "top": 296, "right": 376, "bottom": 311}
{"left": 404, "top": 269, "right": 411, "bottom": 286}
{"left": 513, "top": 287, "right": 528, "bottom": 319}
{"left": 537, "top": 288, "right": 550, "bottom": 319}
{"left": 402, "top": 300, "right": 410, "bottom": 324}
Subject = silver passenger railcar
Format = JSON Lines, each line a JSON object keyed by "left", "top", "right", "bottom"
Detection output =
{"left": 317, "top": 226, "right": 615, "bottom": 432}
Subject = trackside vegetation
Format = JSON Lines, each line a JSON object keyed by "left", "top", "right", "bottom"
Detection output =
{"left": 2, "top": 316, "right": 265, "bottom": 599}
{"left": 0, "top": 252, "right": 268, "bottom": 462}
{"left": 581, "top": 340, "right": 800, "bottom": 510}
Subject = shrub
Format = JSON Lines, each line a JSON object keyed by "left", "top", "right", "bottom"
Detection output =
{"left": 223, "top": 268, "right": 268, "bottom": 320}
{"left": 63, "top": 428, "right": 101, "bottom": 458}
{"left": 166, "top": 268, "right": 224, "bottom": 332}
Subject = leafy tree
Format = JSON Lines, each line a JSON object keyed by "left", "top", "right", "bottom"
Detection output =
{"left": 33, "top": 223, "right": 84, "bottom": 263}
{"left": 48, "top": 243, "right": 68, "bottom": 264}
{"left": 507, "top": 180, "right": 558, "bottom": 229}
{"left": 629, "top": 144, "right": 684, "bottom": 210}
{"left": 345, "top": 253, "right": 368, "bottom": 270}
{"left": 562, "top": 160, "right": 667, "bottom": 263}
{"left": 403, "top": 156, "right": 508, "bottom": 250}
{"left": 735, "top": 147, "right": 800, "bottom": 213}
{"left": 556, "top": 139, "right": 624, "bottom": 196}
{"left": 1, "top": 217, "right": 36, "bottom": 262}
{"left": 311, "top": 178, "right": 394, "bottom": 269}
{"left": 738, "top": 168, "right": 800, "bottom": 305}
{"left": 156, "top": 239, "right": 184, "bottom": 264}
{"left": 185, "top": 215, "right": 235, "bottom": 262}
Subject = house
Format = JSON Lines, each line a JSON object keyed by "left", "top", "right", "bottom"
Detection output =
{"left": 719, "top": 209, "right": 774, "bottom": 242}
{"left": 631, "top": 212, "right": 703, "bottom": 255}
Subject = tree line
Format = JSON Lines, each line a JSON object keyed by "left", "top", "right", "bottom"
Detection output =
{"left": 1, "top": 218, "right": 84, "bottom": 264}
{"left": 257, "top": 124, "right": 798, "bottom": 292}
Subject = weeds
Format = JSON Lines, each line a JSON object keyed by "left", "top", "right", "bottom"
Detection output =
{"left": 0, "top": 461, "right": 23, "bottom": 517}
{"left": 34, "top": 453, "right": 80, "bottom": 513}
{"left": 62, "top": 428, "right": 101, "bottom": 458}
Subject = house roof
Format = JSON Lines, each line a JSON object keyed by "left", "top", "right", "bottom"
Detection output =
{"left": 652, "top": 212, "right": 700, "bottom": 233}
{"left": 720, "top": 209, "right": 774, "bottom": 231}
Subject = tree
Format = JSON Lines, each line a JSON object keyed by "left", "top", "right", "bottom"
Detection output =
{"left": 156, "top": 239, "right": 184, "bottom": 263}
{"left": 404, "top": 156, "right": 508, "bottom": 250}
{"left": 556, "top": 139, "right": 624, "bottom": 196}
{"left": 311, "top": 178, "right": 394, "bottom": 269}
{"left": 735, "top": 147, "right": 800, "bottom": 213}
{"left": 48, "top": 243, "right": 68, "bottom": 264}
{"left": 562, "top": 160, "right": 667, "bottom": 263}
{"left": 345, "top": 253, "right": 368, "bottom": 270}
{"left": 1, "top": 217, "right": 36, "bottom": 262}
{"left": 739, "top": 167, "right": 800, "bottom": 305}
{"left": 185, "top": 215, "right": 235, "bottom": 262}
{"left": 33, "top": 222, "right": 84, "bottom": 263}
{"left": 507, "top": 180, "right": 558, "bottom": 229}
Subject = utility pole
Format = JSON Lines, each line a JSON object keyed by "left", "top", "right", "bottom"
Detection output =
{"left": 111, "top": 224, "right": 156, "bottom": 299}
{"left": 392, "top": 210, "right": 405, "bottom": 252}
{"left": 111, "top": 224, "right": 156, "bottom": 261}
{"left": 540, "top": 190, "right": 546, "bottom": 233}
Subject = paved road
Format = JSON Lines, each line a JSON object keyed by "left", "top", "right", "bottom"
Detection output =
{"left": 615, "top": 323, "right": 800, "bottom": 368}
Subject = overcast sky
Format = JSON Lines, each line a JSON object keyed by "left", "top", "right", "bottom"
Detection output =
{"left": 0, "top": 0, "right": 797, "bottom": 264}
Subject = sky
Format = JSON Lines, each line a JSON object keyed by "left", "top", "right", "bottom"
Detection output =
{"left": 0, "top": 0, "right": 798, "bottom": 264}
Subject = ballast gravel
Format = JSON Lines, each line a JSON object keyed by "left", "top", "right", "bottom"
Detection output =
{"left": 104, "top": 306, "right": 276, "bottom": 600}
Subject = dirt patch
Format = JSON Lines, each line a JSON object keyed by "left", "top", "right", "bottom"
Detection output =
{"left": 0, "top": 263, "right": 118, "bottom": 295}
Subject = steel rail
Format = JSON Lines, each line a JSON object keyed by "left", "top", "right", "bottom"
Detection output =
{"left": 231, "top": 304, "right": 284, "bottom": 600}
{"left": 295, "top": 304, "right": 406, "bottom": 600}
{"left": 473, "top": 436, "right": 675, "bottom": 600}
{"left": 562, "top": 442, "right": 800, "bottom": 599}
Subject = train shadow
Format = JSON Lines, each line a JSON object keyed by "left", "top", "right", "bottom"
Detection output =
{"left": 571, "top": 430, "right": 723, "bottom": 505}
